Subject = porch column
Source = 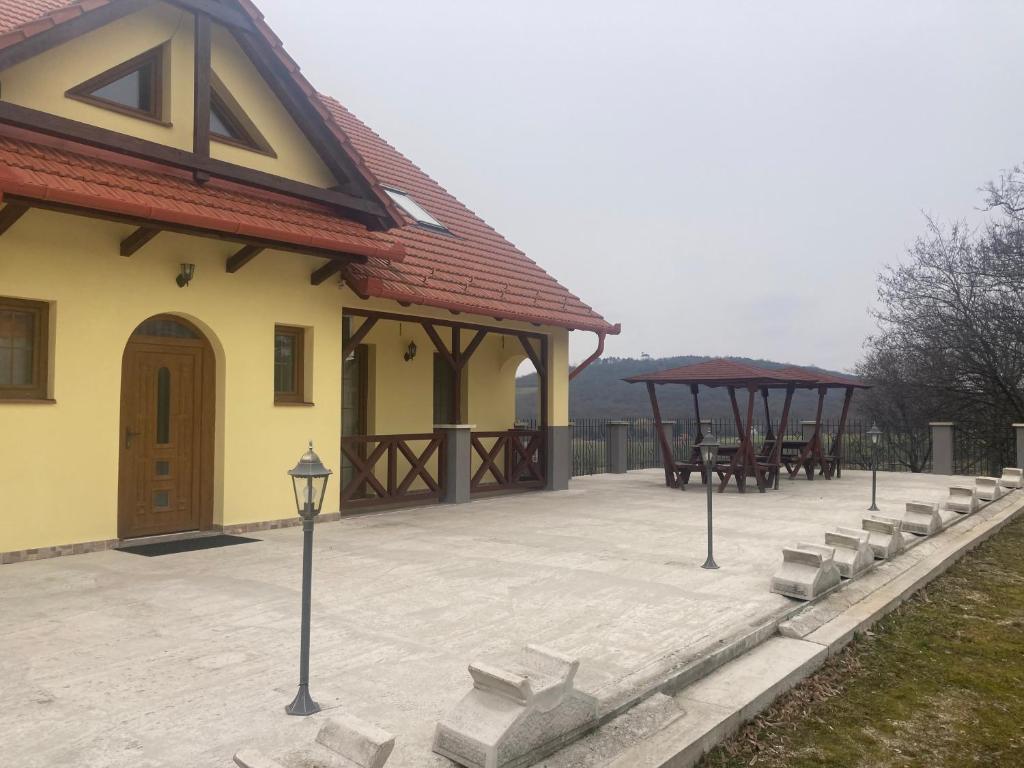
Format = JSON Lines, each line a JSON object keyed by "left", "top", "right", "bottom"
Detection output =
{"left": 930, "top": 422, "right": 954, "bottom": 476}
{"left": 544, "top": 328, "right": 570, "bottom": 491}
{"left": 437, "top": 424, "right": 473, "bottom": 504}
{"left": 607, "top": 421, "right": 629, "bottom": 474}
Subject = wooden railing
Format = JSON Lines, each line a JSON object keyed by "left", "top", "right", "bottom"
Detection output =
{"left": 471, "top": 429, "right": 546, "bottom": 493}
{"left": 340, "top": 432, "right": 445, "bottom": 510}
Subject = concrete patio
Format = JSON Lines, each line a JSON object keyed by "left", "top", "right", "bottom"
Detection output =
{"left": 0, "top": 469, "right": 963, "bottom": 767}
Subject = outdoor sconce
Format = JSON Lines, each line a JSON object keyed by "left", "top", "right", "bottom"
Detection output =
{"left": 867, "top": 424, "right": 883, "bottom": 511}
{"left": 176, "top": 263, "right": 195, "bottom": 288}
{"left": 285, "top": 441, "right": 332, "bottom": 717}
{"left": 404, "top": 340, "right": 418, "bottom": 362}
{"left": 698, "top": 434, "right": 720, "bottom": 570}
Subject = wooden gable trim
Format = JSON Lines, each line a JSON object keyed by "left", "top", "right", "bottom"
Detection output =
{"left": 0, "top": 0, "right": 153, "bottom": 73}
{"left": 0, "top": 102, "right": 386, "bottom": 220}
{"left": 192, "top": 11, "right": 212, "bottom": 180}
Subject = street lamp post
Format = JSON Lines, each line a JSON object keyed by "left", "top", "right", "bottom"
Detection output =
{"left": 867, "top": 424, "right": 882, "bottom": 512}
{"left": 699, "top": 434, "right": 720, "bottom": 570}
{"left": 285, "top": 441, "right": 332, "bottom": 717}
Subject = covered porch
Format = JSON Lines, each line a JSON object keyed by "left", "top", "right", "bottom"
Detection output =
{"left": 338, "top": 307, "right": 564, "bottom": 512}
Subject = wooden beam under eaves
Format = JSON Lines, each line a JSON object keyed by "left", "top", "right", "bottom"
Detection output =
{"left": 310, "top": 260, "right": 343, "bottom": 286}
{"left": 192, "top": 12, "right": 212, "bottom": 184}
{"left": 226, "top": 245, "right": 262, "bottom": 273}
{"left": 0, "top": 203, "right": 29, "bottom": 236}
{"left": 120, "top": 227, "right": 160, "bottom": 257}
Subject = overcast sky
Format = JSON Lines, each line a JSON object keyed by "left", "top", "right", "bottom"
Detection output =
{"left": 260, "top": 0, "right": 1024, "bottom": 372}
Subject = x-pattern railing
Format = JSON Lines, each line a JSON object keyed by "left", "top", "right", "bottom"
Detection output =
{"left": 471, "top": 429, "right": 546, "bottom": 491}
{"left": 341, "top": 433, "right": 445, "bottom": 509}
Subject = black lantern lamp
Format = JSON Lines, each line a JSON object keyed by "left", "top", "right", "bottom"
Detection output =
{"left": 285, "top": 442, "right": 332, "bottom": 717}
{"left": 404, "top": 340, "right": 418, "bottom": 362}
{"left": 867, "top": 424, "right": 882, "bottom": 512}
{"left": 176, "top": 263, "right": 195, "bottom": 288}
{"left": 289, "top": 442, "right": 332, "bottom": 519}
{"left": 698, "top": 434, "right": 720, "bottom": 570}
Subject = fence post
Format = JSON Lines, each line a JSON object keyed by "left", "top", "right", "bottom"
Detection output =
{"left": 1014, "top": 424, "right": 1024, "bottom": 469}
{"left": 437, "top": 424, "right": 473, "bottom": 504}
{"left": 930, "top": 422, "right": 954, "bottom": 475}
{"left": 567, "top": 421, "right": 575, "bottom": 478}
{"left": 800, "top": 421, "right": 818, "bottom": 442}
{"left": 607, "top": 421, "right": 629, "bottom": 474}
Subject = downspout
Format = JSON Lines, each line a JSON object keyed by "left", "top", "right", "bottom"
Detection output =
{"left": 569, "top": 332, "right": 606, "bottom": 381}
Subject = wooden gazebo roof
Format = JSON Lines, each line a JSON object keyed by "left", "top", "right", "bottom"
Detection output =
{"left": 625, "top": 358, "right": 807, "bottom": 388}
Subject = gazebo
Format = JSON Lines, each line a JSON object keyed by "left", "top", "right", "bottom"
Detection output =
{"left": 773, "top": 366, "right": 871, "bottom": 480}
{"left": 618, "top": 360, "right": 819, "bottom": 493}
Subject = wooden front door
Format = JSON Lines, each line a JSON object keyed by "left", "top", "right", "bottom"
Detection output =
{"left": 118, "top": 320, "right": 212, "bottom": 539}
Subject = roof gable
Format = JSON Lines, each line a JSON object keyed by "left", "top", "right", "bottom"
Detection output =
{"left": 0, "top": 0, "right": 618, "bottom": 334}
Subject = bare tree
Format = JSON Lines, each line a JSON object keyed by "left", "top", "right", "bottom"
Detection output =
{"left": 859, "top": 170, "right": 1024, "bottom": 473}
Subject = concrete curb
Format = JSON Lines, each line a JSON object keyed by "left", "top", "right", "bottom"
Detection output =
{"left": 572, "top": 490, "right": 1024, "bottom": 768}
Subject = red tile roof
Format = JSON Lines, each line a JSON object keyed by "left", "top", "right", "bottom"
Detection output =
{"left": 775, "top": 366, "right": 870, "bottom": 389}
{"left": 0, "top": 0, "right": 619, "bottom": 334}
{"left": 0, "top": 127, "right": 405, "bottom": 260}
{"left": 625, "top": 359, "right": 805, "bottom": 387}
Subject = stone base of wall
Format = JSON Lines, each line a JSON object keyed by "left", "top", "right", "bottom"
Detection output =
{"left": 1, "top": 538, "right": 119, "bottom": 565}
{"left": 1, "top": 512, "right": 344, "bottom": 565}
{"left": 215, "top": 512, "right": 342, "bottom": 535}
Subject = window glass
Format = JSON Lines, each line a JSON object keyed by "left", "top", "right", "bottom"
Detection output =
{"left": 210, "top": 102, "right": 238, "bottom": 139}
{"left": 0, "top": 308, "right": 34, "bottom": 387}
{"left": 274, "top": 326, "right": 304, "bottom": 402}
{"left": 156, "top": 367, "right": 171, "bottom": 444}
{"left": 383, "top": 188, "right": 448, "bottom": 231}
{"left": 92, "top": 65, "right": 151, "bottom": 111}
{"left": 0, "top": 298, "right": 47, "bottom": 399}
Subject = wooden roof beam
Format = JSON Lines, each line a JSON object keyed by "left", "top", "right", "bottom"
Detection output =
{"left": 120, "top": 227, "right": 160, "bottom": 257}
{"left": 0, "top": 203, "right": 29, "bottom": 236}
{"left": 226, "top": 245, "right": 263, "bottom": 273}
{"left": 310, "top": 260, "right": 343, "bottom": 286}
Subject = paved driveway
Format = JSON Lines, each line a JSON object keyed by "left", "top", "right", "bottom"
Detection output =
{"left": 0, "top": 469, "right": 957, "bottom": 767}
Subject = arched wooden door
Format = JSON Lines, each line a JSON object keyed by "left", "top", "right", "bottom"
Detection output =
{"left": 117, "top": 316, "right": 215, "bottom": 539}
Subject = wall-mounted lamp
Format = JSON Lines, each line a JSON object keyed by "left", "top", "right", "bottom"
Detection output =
{"left": 404, "top": 340, "right": 417, "bottom": 362}
{"left": 176, "top": 263, "right": 196, "bottom": 288}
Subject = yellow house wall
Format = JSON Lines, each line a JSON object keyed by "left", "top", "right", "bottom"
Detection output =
{"left": 0, "top": 214, "right": 567, "bottom": 554}
{"left": 0, "top": 210, "right": 342, "bottom": 554}
{"left": 0, "top": 3, "right": 337, "bottom": 187}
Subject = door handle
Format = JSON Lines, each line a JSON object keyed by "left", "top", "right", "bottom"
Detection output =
{"left": 125, "top": 428, "right": 142, "bottom": 449}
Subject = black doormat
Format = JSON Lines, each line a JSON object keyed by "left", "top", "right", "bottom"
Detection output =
{"left": 118, "top": 534, "right": 261, "bottom": 557}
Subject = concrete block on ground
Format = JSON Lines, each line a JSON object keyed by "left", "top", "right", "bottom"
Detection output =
{"left": 1000, "top": 467, "right": 1023, "bottom": 489}
{"left": 902, "top": 500, "right": 941, "bottom": 536}
{"left": 946, "top": 484, "right": 978, "bottom": 514}
{"left": 862, "top": 515, "right": 905, "bottom": 560}
{"left": 233, "top": 750, "right": 285, "bottom": 768}
{"left": 433, "top": 644, "right": 598, "bottom": 768}
{"left": 824, "top": 527, "right": 875, "bottom": 579}
{"left": 770, "top": 543, "right": 841, "bottom": 601}
{"left": 975, "top": 476, "right": 1003, "bottom": 502}
{"left": 317, "top": 714, "right": 395, "bottom": 768}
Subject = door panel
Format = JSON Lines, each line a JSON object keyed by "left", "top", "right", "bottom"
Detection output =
{"left": 118, "top": 341, "right": 204, "bottom": 539}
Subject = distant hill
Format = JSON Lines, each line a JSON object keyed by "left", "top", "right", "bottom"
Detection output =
{"left": 516, "top": 355, "right": 864, "bottom": 422}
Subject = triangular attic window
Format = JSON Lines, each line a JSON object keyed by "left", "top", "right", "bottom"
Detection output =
{"left": 66, "top": 45, "right": 165, "bottom": 123}
{"left": 209, "top": 72, "right": 275, "bottom": 157}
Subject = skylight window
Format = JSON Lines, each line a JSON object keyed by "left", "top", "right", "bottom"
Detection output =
{"left": 383, "top": 188, "right": 447, "bottom": 232}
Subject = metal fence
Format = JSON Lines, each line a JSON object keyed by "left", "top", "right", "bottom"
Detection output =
{"left": 521, "top": 417, "right": 1016, "bottom": 478}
